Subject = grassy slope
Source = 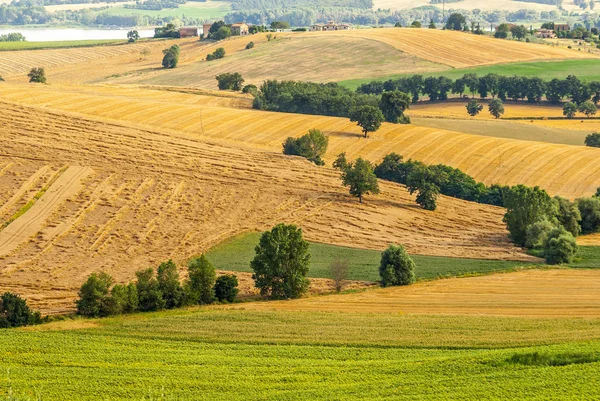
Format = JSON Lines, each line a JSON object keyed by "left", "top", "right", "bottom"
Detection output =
{"left": 340, "top": 59, "right": 600, "bottom": 90}
{"left": 2, "top": 309, "right": 600, "bottom": 399}
{"left": 206, "top": 232, "right": 534, "bottom": 282}
{"left": 0, "top": 39, "right": 126, "bottom": 51}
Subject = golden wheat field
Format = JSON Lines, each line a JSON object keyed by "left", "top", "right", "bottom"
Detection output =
{"left": 2, "top": 83, "right": 599, "bottom": 199}
{"left": 409, "top": 100, "right": 567, "bottom": 119}
{"left": 0, "top": 99, "right": 532, "bottom": 313}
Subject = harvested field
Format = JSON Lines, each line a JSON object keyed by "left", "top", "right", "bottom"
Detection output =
{"left": 579, "top": 234, "right": 600, "bottom": 246}
{"left": 2, "top": 83, "right": 599, "bottom": 199}
{"left": 0, "top": 101, "right": 526, "bottom": 313}
{"left": 525, "top": 118, "right": 600, "bottom": 132}
{"left": 241, "top": 269, "right": 600, "bottom": 318}
{"left": 409, "top": 100, "right": 566, "bottom": 119}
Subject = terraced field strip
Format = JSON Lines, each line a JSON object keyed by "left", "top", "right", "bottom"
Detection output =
{"left": 2, "top": 84, "right": 599, "bottom": 199}
{"left": 0, "top": 165, "right": 50, "bottom": 217}
{"left": 241, "top": 269, "right": 600, "bottom": 317}
{"left": 0, "top": 166, "right": 92, "bottom": 257}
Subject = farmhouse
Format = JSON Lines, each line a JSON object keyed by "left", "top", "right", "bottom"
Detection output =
{"left": 554, "top": 23, "right": 570, "bottom": 32}
{"left": 179, "top": 27, "right": 198, "bottom": 38}
{"left": 231, "top": 23, "right": 249, "bottom": 36}
{"left": 310, "top": 21, "right": 353, "bottom": 31}
{"left": 535, "top": 28, "right": 556, "bottom": 39}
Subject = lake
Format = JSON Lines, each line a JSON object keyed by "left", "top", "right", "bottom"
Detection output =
{"left": 0, "top": 28, "right": 156, "bottom": 42}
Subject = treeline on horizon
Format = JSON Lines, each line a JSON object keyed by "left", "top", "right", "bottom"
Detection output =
{"left": 357, "top": 74, "right": 600, "bottom": 105}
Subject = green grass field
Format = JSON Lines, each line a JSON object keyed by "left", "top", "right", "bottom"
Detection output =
{"left": 205, "top": 232, "right": 535, "bottom": 282}
{"left": 340, "top": 59, "right": 600, "bottom": 90}
{"left": 0, "top": 39, "right": 127, "bottom": 51}
{"left": 571, "top": 246, "right": 600, "bottom": 268}
{"left": 2, "top": 308, "right": 600, "bottom": 400}
{"left": 97, "top": 3, "right": 230, "bottom": 19}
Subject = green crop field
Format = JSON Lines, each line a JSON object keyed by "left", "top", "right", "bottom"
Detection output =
{"left": 571, "top": 246, "right": 600, "bottom": 269}
{"left": 205, "top": 232, "right": 536, "bottom": 282}
{"left": 0, "top": 39, "right": 127, "bottom": 51}
{"left": 2, "top": 309, "right": 600, "bottom": 400}
{"left": 340, "top": 59, "right": 600, "bottom": 90}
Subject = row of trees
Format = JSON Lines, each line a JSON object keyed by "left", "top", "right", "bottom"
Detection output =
{"left": 76, "top": 258, "right": 239, "bottom": 318}
{"left": 357, "top": 74, "right": 600, "bottom": 106}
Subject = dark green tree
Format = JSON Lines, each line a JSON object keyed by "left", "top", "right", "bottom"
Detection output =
{"left": 214, "top": 274, "right": 239, "bottom": 303}
{"left": 349, "top": 105, "right": 384, "bottom": 138}
{"left": 543, "top": 227, "right": 578, "bottom": 265}
{"left": 466, "top": 99, "right": 483, "bottom": 116}
{"left": 428, "top": 20, "right": 436, "bottom": 29}
{"left": 0, "top": 292, "right": 41, "bottom": 328}
{"left": 108, "top": 283, "right": 138, "bottom": 315}
{"left": 214, "top": 26, "right": 232, "bottom": 40}
{"left": 270, "top": 21, "right": 291, "bottom": 30}
{"left": 215, "top": 72, "right": 245, "bottom": 90}
{"left": 510, "top": 25, "right": 528, "bottom": 40}
{"left": 339, "top": 157, "right": 380, "bottom": 203}
{"left": 488, "top": 98, "right": 505, "bottom": 119}
{"left": 282, "top": 128, "right": 329, "bottom": 165}
{"left": 27, "top": 67, "right": 46, "bottom": 83}
{"left": 251, "top": 224, "right": 310, "bottom": 299}
{"left": 407, "top": 164, "right": 446, "bottom": 211}
{"left": 127, "top": 30, "right": 139, "bottom": 42}
{"left": 379, "top": 245, "right": 416, "bottom": 287}
{"left": 579, "top": 100, "right": 597, "bottom": 117}
{"left": 576, "top": 197, "right": 600, "bottom": 234}
{"left": 157, "top": 260, "right": 185, "bottom": 309}
{"left": 76, "top": 272, "right": 114, "bottom": 317}
{"left": 186, "top": 255, "right": 216, "bottom": 305}
{"left": 563, "top": 102, "right": 578, "bottom": 119}
{"left": 554, "top": 196, "right": 582, "bottom": 237}
{"left": 586, "top": 133, "right": 600, "bottom": 147}
{"left": 445, "top": 13, "right": 466, "bottom": 31}
{"left": 462, "top": 73, "right": 479, "bottom": 98}
{"left": 410, "top": 20, "right": 422, "bottom": 28}
{"left": 379, "top": 90, "right": 411, "bottom": 123}
{"left": 494, "top": 23, "right": 510, "bottom": 39}
{"left": 135, "top": 268, "right": 165, "bottom": 312}
{"left": 162, "top": 45, "right": 180, "bottom": 69}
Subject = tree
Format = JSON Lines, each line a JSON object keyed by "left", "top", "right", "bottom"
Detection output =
{"left": 207, "top": 21, "right": 226, "bottom": 38}
{"left": 76, "top": 272, "right": 113, "bottom": 317}
{"left": 525, "top": 77, "right": 546, "bottom": 103}
{"left": 563, "top": 102, "right": 578, "bottom": 119}
{"left": 503, "top": 185, "right": 558, "bottom": 247}
{"left": 495, "top": 23, "right": 510, "bottom": 39}
{"left": 0, "top": 292, "right": 41, "bottom": 328}
{"left": 207, "top": 47, "right": 226, "bottom": 61}
{"left": 108, "top": 283, "right": 138, "bottom": 315}
{"left": 379, "top": 245, "right": 415, "bottom": 287}
{"left": 462, "top": 73, "right": 479, "bottom": 98}
{"left": 446, "top": 13, "right": 466, "bottom": 31}
{"left": 338, "top": 157, "right": 380, "bottom": 203}
{"left": 596, "top": 187, "right": 600, "bottom": 198}
{"left": 214, "top": 26, "right": 232, "bottom": 40}
{"left": 214, "top": 274, "right": 239, "bottom": 303}
{"left": 379, "top": 90, "right": 411, "bottom": 123}
{"left": 186, "top": 255, "right": 216, "bottom": 305}
{"left": 576, "top": 197, "right": 600, "bottom": 234}
{"left": 282, "top": 128, "right": 329, "bottom": 165}
{"left": 251, "top": 224, "right": 310, "bottom": 299}
{"left": 245, "top": 41, "right": 254, "bottom": 49}
{"left": 215, "top": 72, "right": 245, "bottom": 91}
{"left": 525, "top": 218, "right": 556, "bottom": 249}
{"left": 406, "top": 164, "right": 446, "bottom": 211}
{"left": 585, "top": 133, "right": 600, "bottom": 147}
{"left": 135, "top": 268, "right": 165, "bottom": 312}
{"left": 27, "top": 67, "right": 46, "bottom": 83}
{"left": 554, "top": 196, "right": 582, "bottom": 237}
{"left": 543, "top": 227, "right": 578, "bottom": 265}
{"left": 579, "top": 100, "right": 597, "bottom": 117}
{"left": 162, "top": 45, "right": 180, "bottom": 69}
{"left": 127, "top": 30, "right": 139, "bottom": 42}
{"left": 242, "top": 84, "right": 258, "bottom": 96}
{"left": 329, "top": 259, "right": 349, "bottom": 293}
{"left": 428, "top": 20, "right": 436, "bottom": 29}
{"left": 488, "top": 98, "right": 504, "bottom": 119}
{"left": 510, "top": 25, "right": 528, "bottom": 40}
{"left": 349, "top": 105, "right": 384, "bottom": 138}
{"left": 157, "top": 260, "right": 185, "bottom": 309}
{"left": 410, "top": 20, "right": 422, "bottom": 28}
{"left": 270, "top": 21, "right": 291, "bottom": 30}
{"left": 466, "top": 99, "right": 483, "bottom": 116}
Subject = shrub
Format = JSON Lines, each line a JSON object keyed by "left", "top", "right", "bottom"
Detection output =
{"left": 214, "top": 26, "right": 232, "bottom": 40}
{"left": 0, "top": 292, "right": 42, "bottom": 328}
{"left": 543, "top": 227, "right": 578, "bottom": 265}
{"left": 162, "top": 45, "right": 180, "bottom": 69}
{"left": 157, "top": 260, "right": 185, "bottom": 309}
{"left": 585, "top": 133, "right": 600, "bottom": 147}
{"left": 216, "top": 72, "right": 245, "bottom": 91}
{"left": 525, "top": 218, "right": 556, "bottom": 249}
{"left": 379, "top": 245, "right": 416, "bottom": 287}
{"left": 207, "top": 47, "right": 226, "bottom": 61}
{"left": 27, "top": 67, "right": 46, "bottom": 83}
{"left": 186, "top": 255, "right": 216, "bottom": 305}
{"left": 329, "top": 259, "right": 349, "bottom": 293}
{"left": 245, "top": 41, "right": 254, "bottom": 49}
{"left": 251, "top": 223, "right": 310, "bottom": 299}
{"left": 127, "top": 30, "right": 139, "bottom": 42}
{"left": 214, "top": 274, "right": 239, "bottom": 303}
{"left": 76, "top": 272, "right": 114, "bottom": 317}
{"left": 577, "top": 197, "right": 600, "bottom": 234}
{"left": 282, "top": 128, "right": 328, "bottom": 165}
{"left": 242, "top": 84, "right": 258, "bottom": 96}
{"left": 135, "top": 268, "right": 165, "bottom": 312}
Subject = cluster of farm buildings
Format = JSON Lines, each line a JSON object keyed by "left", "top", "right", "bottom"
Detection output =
{"left": 176, "top": 20, "right": 353, "bottom": 38}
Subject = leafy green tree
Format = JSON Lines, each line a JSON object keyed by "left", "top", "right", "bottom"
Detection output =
{"left": 525, "top": 77, "right": 546, "bottom": 103}
{"left": 214, "top": 274, "right": 239, "bottom": 303}
{"left": 563, "top": 102, "right": 578, "bottom": 119}
{"left": 127, "top": 30, "right": 139, "bottom": 42}
{"left": 494, "top": 23, "right": 510, "bottom": 39}
{"left": 466, "top": 99, "right": 483, "bottom": 116}
{"left": 488, "top": 98, "right": 505, "bottom": 119}
{"left": 186, "top": 255, "right": 216, "bottom": 305}
{"left": 407, "top": 165, "right": 446, "bottom": 211}
{"left": 379, "top": 245, "right": 416, "bottom": 287}
{"left": 0, "top": 292, "right": 41, "bottom": 328}
{"left": 543, "top": 227, "right": 578, "bottom": 265}
{"left": 510, "top": 25, "right": 528, "bottom": 40}
{"left": 576, "top": 197, "right": 600, "bottom": 234}
{"left": 214, "top": 26, "right": 232, "bottom": 40}
{"left": 585, "top": 133, "right": 600, "bottom": 147}
{"left": 428, "top": 20, "right": 436, "bottom": 29}
{"left": 546, "top": 78, "right": 568, "bottom": 104}
{"left": 579, "top": 100, "right": 597, "bottom": 117}
{"left": 215, "top": 72, "right": 245, "bottom": 91}
{"left": 452, "top": 78, "right": 466, "bottom": 97}
{"left": 270, "top": 21, "right": 291, "bottom": 30}
{"left": 76, "top": 272, "right": 113, "bottom": 317}
{"left": 503, "top": 185, "right": 558, "bottom": 247}
{"left": 410, "top": 20, "right": 422, "bottom": 28}
{"left": 339, "top": 157, "right": 380, "bottom": 203}
{"left": 282, "top": 128, "right": 329, "bottom": 165}
{"left": 525, "top": 218, "right": 556, "bottom": 249}
{"left": 462, "top": 73, "right": 479, "bottom": 98}
{"left": 157, "top": 260, "right": 185, "bottom": 309}
{"left": 207, "top": 21, "right": 226, "bottom": 38}
{"left": 478, "top": 74, "right": 500, "bottom": 99}
{"left": 162, "top": 45, "right": 180, "bottom": 68}
{"left": 108, "top": 283, "right": 138, "bottom": 315}
{"left": 251, "top": 224, "right": 310, "bottom": 299}
{"left": 135, "top": 268, "right": 165, "bottom": 312}
{"left": 379, "top": 90, "right": 411, "bottom": 123}
{"left": 349, "top": 105, "right": 384, "bottom": 138}
{"left": 27, "top": 67, "right": 46, "bottom": 83}
{"left": 445, "top": 13, "right": 466, "bottom": 31}
{"left": 554, "top": 196, "right": 582, "bottom": 237}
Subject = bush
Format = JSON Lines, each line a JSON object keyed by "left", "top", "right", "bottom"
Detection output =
{"left": 162, "top": 45, "right": 180, "bottom": 69}
{"left": 27, "top": 67, "right": 46, "bottom": 83}
{"left": 525, "top": 218, "right": 556, "bottom": 249}
{"left": 214, "top": 26, "right": 232, "bottom": 40}
{"left": 251, "top": 223, "right": 310, "bottom": 299}
{"left": 157, "top": 259, "right": 185, "bottom": 309}
{"left": 214, "top": 274, "right": 239, "bottom": 303}
{"left": 186, "top": 255, "right": 216, "bottom": 305}
{"left": 282, "top": 128, "right": 328, "bottom": 165}
{"left": 108, "top": 283, "right": 138, "bottom": 315}
{"left": 207, "top": 47, "right": 226, "bottom": 61}
{"left": 215, "top": 72, "right": 245, "bottom": 91}
{"left": 543, "top": 228, "right": 578, "bottom": 265}
{"left": 245, "top": 41, "right": 254, "bottom": 49}
{"left": 76, "top": 272, "right": 114, "bottom": 317}
{"left": 577, "top": 197, "right": 600, "bottom": 234}
{"left": 379, "top": 245, "right": 416, "bottom": 287}
{"left": 0, "top": 292, "right": 42, "bottom": 328}
{"left": 127, "top": 30, "right": 139, "bottom": 42}
{"left": 585, "top": 133, "right": 600, "bottom": 147}
{"left": 242, "top": 84, "right": 258, "bottom": 96}
{"left": 135, "top": 268, "right": 165, "bottom": 312}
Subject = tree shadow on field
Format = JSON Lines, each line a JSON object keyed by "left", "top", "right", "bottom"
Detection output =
{"left": 325, "top": 130, "right": 363, "bottom": 139}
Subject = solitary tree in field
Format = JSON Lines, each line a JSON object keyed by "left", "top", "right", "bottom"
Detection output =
{"left": 329, "top": 259, "right": 349, "bottom": 293}
{"left": 162, "top": 45, "right": 180, "bottom": 68}
{"left": 466, "top": 99, "right": 483, "bottom": 117}
{"left": 251, "top": 224, "right": 310, "bottom": 299}
{"left": 488, "top": 98, "right": 504, "bottom": 119}
{"left": 579, "top": 100, "right": 597, "bottom": 117}
{"left": 585, "top": 132, "right": 600, "bottom": 147}
{"left": 216, "top": 72, "right": 245, "bottom": 91}
{"left": 349, "top": 105, "right": 384, "bottom": 138}
{"left": 336, "top": 155, "right": 380, "bottom": 203}
{"left": 282, "top": 128, "right": 329, "bottom": 165}
{"left": 563, "top": 102, "right": 578, "bottom": 119}
{"left": 27, "top": 67, "right": 46, "bottom": 83}
{"left": 379, "top": 245, "right": 415, "bottom": 287}
{"left": 127, "top": 30, "right": 140, "bottom": 42}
